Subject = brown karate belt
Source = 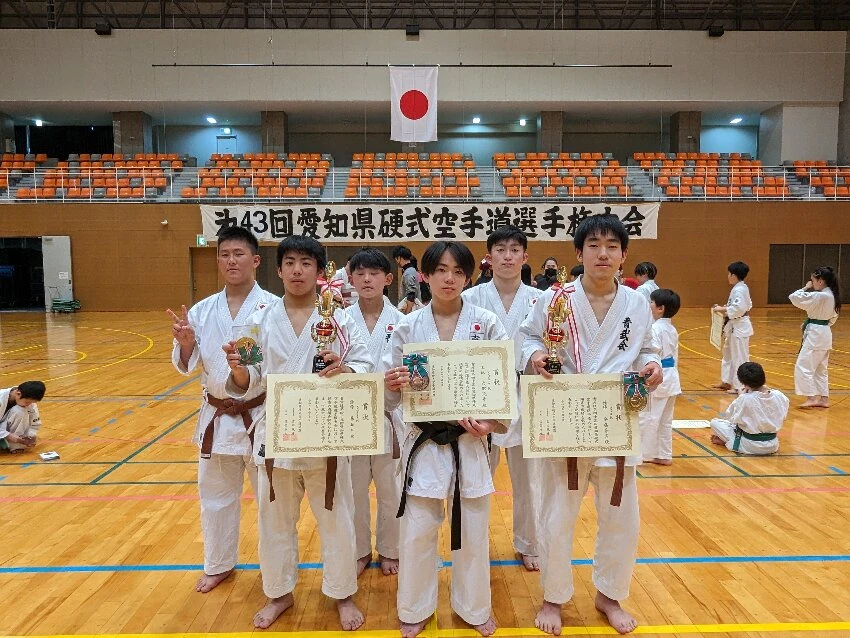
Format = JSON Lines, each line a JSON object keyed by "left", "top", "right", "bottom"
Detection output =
{"left": 263, "top": 455, "right": 338, "bottom": 509}
{"left": 566, "top": 456, "right": 626, "bottom": 506}
{"left": 201, "top": 393, "right": 266, "bottom": 459}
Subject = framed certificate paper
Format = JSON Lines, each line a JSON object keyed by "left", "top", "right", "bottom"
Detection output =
{"left": 265, "top": 373, "right": 384, "bottom": 458}
{"left": 521, "top": 373, "right": 640, "bottom": 458}
{"left": 710, "top": 310, "right": 724, "bottom": 352}
{"left": 402, "top": 340, "right": 517, "bottom": 423}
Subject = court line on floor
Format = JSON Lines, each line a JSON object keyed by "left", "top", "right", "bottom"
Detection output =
{"left": 2, "top": 554, "right": 848, "bottom": 574}
{"left": 673, "top": 429, "right": 749, "bottom": 476}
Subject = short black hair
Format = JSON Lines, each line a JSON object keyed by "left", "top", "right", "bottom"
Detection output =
{"left": 650, "top": 288, "right": 681, "bottom": 318}
{"left": 573, "top": 214, "right": 630, "bottom": 251}
{"left": 737, "top": 361, "right": 766, "bottom": 389}
{"left": 392, "top": 245, "right": 413, "bottom": 261}
{"left": 276, "top": 236, "right": 326, "bottom": 270}
{"left": 17, "top": 381, "right": 46, "bottom": 401}
{"left": 421, "top": 241, "right": 476, "bottom": 279}
{"left": 634, "top": 261, "right": 657, "bottom": 279}
{"left": 349, "top": 248, "right": 392, "bottom": 274}
{"left": 487, "top": 225, "right": 528, "bottom": 251}
{"left": 570, "top": 265, "right": 584, "bottom": 278}
{"left": 728, "top": 261, "right": 750, "bottom": 280}
{"left": 521, "top": 264, "right": 532, "bottom": 285}
{"left": 217, "top": 226, "right": 259, "bottom": 255}
{"left": 542, "top": 257, "right": 558, "bottom": 268}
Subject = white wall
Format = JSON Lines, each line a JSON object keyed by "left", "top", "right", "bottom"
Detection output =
{"left": 153, "top": 125, "right": 262, "bottom": 160}
{"left": 759, "top": 105, "right": 784, "bottom": 165}
{"left": 700, "top": 126, "right": 759, "bottom": 157}
{"left": 0, "top": 29, "right": 844, "bottom": 109}
{"left": 780, "top": 105, "right": 840, "bottom": 162}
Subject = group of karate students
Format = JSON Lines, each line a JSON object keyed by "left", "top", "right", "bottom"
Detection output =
{"left": 167, "top": 214, "right": 840, "bottom": 637}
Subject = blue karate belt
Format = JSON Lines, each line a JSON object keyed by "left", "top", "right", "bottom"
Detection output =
{"left": 732, "top": 426, "right": 777, "bottom": 452}
{"left": 660, "top": 356, "right": 676, "bottom": 368}
{"left": 397, "top": 421, "right": 466, "bottom": 551}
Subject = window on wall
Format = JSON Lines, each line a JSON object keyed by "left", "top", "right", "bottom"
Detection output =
{"left": 768, "top": 244, "right": 850, "bottom": 304}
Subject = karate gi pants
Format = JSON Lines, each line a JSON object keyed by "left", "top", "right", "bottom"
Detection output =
{"left": 721, "top": 335, "right": 750, "bottom": 392}
{"left": 197, "top": 452, "right": 258, "bottom": 575}
{"left": 639, "top": 396, "right": 675, "bottom": 461}
{"left": 257, "top": 460, "right": 357, "bottom": 600}
{"left": 795, "top": 347, "right": 830, "bottom": 397}
{"left": 710, "top": 419, "right": 779, "bottom": 455}
{"left": 490, "top": 444, "right": 540, "bottom": 556}
{"left": 1, "top": 406, "right": 40, "bottom": 451}
{"left": 539, "top": 458, "right": 639, "bottom": 604}
{"left": 351, "top": 452, "right": 400, "bottom": 560}
{"left": 397, "top": 494, "right": 492, "bottom": 626}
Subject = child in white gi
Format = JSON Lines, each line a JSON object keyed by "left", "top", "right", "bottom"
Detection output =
{"left": 462, "top": 225, "right": 543, "bottom": 571}
{"left": 224, "top": 236, "right": 372, "bottom": 631}
{"left": 640, "top": 288, "right": 682, "bottom": 466}
{"left": 384, "top": 241, "right": 508, "bottom": 638}
{"left": 712, "top": 261, "right": 753, "bottom": 395}
{"left": 710, "top": 362, "right": 788, "bottom": 455}
{"left": 634, "top": 261, "right": 659, "bottom": 301}
{"left": 345, "top": 248, "right": 404, "bottom": 577}
{"left": 168, "top": 226, "right": 277, "bottom": 594}
{"left": 789, "top": 266, "right": 840, "bottom": 409}
{"left": 0, "top": 381, "right": 45, "bottom": 453}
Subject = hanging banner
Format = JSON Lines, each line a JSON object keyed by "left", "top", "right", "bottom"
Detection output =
{"left": 200, "top": 202, "right": 660, "bottom": 243}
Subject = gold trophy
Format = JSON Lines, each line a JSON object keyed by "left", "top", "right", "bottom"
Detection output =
{"left": 311, "top": 261, "right": 341, "bottom": 373}
{"left": 543, "top": 266, "right": 571, "bottom": 375}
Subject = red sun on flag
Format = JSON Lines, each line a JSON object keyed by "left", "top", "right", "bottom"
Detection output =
{"left": 399, "top": 90, "right": 429, "bottom": 121}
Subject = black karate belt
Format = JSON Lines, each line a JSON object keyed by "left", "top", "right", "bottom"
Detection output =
{"left": 732, "top": 426, "right": 777, "bottom": 453}
{"left": 261, "top": 451, "right": 337, "bottom": 509}
{"left": 397, "top": 420, "right": 466, "bottom": 551}
{"left": 202, "top": 393, "right": 266, "bottom": 459}
{"left": 565, "top": 456, "right": 626, "bottom": 507}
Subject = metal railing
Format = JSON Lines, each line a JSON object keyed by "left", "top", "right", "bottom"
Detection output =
{"left": 2, "top": 165, "right": 849, "bottom": 203}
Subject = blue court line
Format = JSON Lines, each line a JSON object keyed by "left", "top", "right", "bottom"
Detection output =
{"left": 89, "top": 409, "right": 199, "bottom": 484}
{"left": 2, "top": 554, "right": 849, "bottom": 574}
{"left": 674, "top": 429, "right": 750, "bottom": 476}
{"left": 153, "top": 374, "right": 201, "bottom": 401}
{"left": 106, "top": 418, "right": 117, "bottom": 424}
{"left": 49, "top": 397, "right": 198, "bottom": 404}
{"left": 829, "top": 466, "right": 847, "bottom": 475}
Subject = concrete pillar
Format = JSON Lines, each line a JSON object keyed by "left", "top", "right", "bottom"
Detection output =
{"left": 537, "top": 111, "right": 564, "bottom": 154}
{"left": 837, "top": 36, "right": 850, "bottom": 164}
{"left": 112, "top": 111, "right": 152, "bottom": 156}
{"left": 759, "top": 104, "right": 839, "bottom": 164}
{"left": 261, "top": 111, "right": 289, "bottom": 155}
{"left": 669, "top": 111, "right": 701, "bottom": 153}
{"left": 0, "top": 112, "right": 15, "bottom": 153}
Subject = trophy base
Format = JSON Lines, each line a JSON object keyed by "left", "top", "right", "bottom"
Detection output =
{"left": 312, "top": 354, "right": 328, "bottom": 373}
{"left": 545, "top": 359, "right": 562, "bottom": 375}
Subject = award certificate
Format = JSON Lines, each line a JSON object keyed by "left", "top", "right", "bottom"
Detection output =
{"left": 521, "top": 373, "right": 640, "bottom": 458}
{"left": 265, "top": 373, "right": 384, "bottom": 458}
{"left": 402, "top": 340, "right": 517, "bottom": 423}
{"left": 710, "top": 310, "right": 724, "bottom": 352}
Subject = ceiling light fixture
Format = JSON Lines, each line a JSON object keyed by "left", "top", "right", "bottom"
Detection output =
{"left": 519, "top": 119, "right": 527, "bottom": 126}
{"left": 34, "top": 119, "right": 43, "bottom": 127}
{"left": 206, "top": 116, "right": 217, "bottom": 124}
{"left": 472, "top": 116, "right": 481, "bottom": 124}
{"left": 729, "top": 117, "right": 743, "bottom": 124}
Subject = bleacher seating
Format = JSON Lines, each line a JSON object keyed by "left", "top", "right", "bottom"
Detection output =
{"left": 633, "top": 152, "right": 791, "bottom": 199}
{"left": 1, "top": 153, "right": 50, "bottom": 195}
{"left": 344, "top": 152, "right": 479, "bottom": 199}
{"left": 786, "top": 160, "right": 850, "bottom": 198}
{"left": 494, "top": 152, "right": 629, "bottom": 199}
{"left": 181, "top": 152, "right": 333, "bottom": 200}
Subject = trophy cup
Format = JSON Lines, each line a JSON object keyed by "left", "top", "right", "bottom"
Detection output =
{"left": 311, "top": 261, "right": 341, "bottom": 373}
{"left": 543, "top": 267, "right": 571, "bottom": 375}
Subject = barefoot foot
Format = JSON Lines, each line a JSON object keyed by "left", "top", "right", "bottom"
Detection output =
{"left": 595, "top": 592, "right": 638, "bottom": 634}
{"left": 400, "top": 619, "right": 428, "bottom": 638}
{"left": 710, "top": 434, "right": 726, "bottom": 446}
{"left": 518, "top": 552, "right": 540, "bottom": 571}
{"left": 647, "top": 458, "right": 672, "bottom": 466}
{"left": 195, "top": 569, "right": 233, "bottom": 593}
{"left": 337, "top": 596, "right": 365, "bottom": 631}
{"left": 472, "top": 616, "right": 497, "bottom": 636}
{"left": 356, "top": 553, "right": 372, "bottom": 577}
{"left": 711, "top": 382, "right": 731, "bottom": 391}
{"left": 379, "top": 554, "right": 399, "bottom": 575}
{"left": 253, "top": 593, "right": 294, "bottom": 629}
{"left": 534, "top": 600, "right": 563, "bottom": 635}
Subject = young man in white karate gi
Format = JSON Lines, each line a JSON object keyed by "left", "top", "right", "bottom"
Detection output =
{"left": 519, "top": 215, "right": 662, "bottom": 635}
{"left": 168, "top": 226, "right": 277, "bottom": 593}
{"left": 344, "top": 248, "right": 404, "bottom": 577}
{"left": 0, "top": 381, "right": 45, "bottom": 453}
{"left": 384, "top": 241, "right": 508, "bottom": 638}
{"left": 789, "top": 266, "right": 840, "bottom": 409}
{"left": 461, "top": 225, "right": 543, "bottom": 571}
{"left": 224, "top": 236, "right": 372, "bottom": 631}
{"left": 712, "top": 261, "right": 753, "bottom": 395}
{"left": 710, "top": 362, "right": 789, "bottom": 454}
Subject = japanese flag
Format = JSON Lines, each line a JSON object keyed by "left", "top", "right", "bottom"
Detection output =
{"left": 390, "top": 66, "right": 438, "bottom": 143}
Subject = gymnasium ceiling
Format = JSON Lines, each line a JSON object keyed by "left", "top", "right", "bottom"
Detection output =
{"left": 1, "top": 0, "right": 848, "bottom": 30}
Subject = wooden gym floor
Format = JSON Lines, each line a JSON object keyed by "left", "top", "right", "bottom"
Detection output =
{"left": 0, "top": 308, "right": 848, "bottom": 638}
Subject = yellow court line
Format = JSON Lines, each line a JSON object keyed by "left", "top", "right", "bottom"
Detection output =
{"left": 0, "top": 349, "right": 87, "bottom": 377}
{"left": 0, "top": 345, "right": 42, "bottom": 356}
{"left": 4, "top": 622, "right": 849, "bottom": 637}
